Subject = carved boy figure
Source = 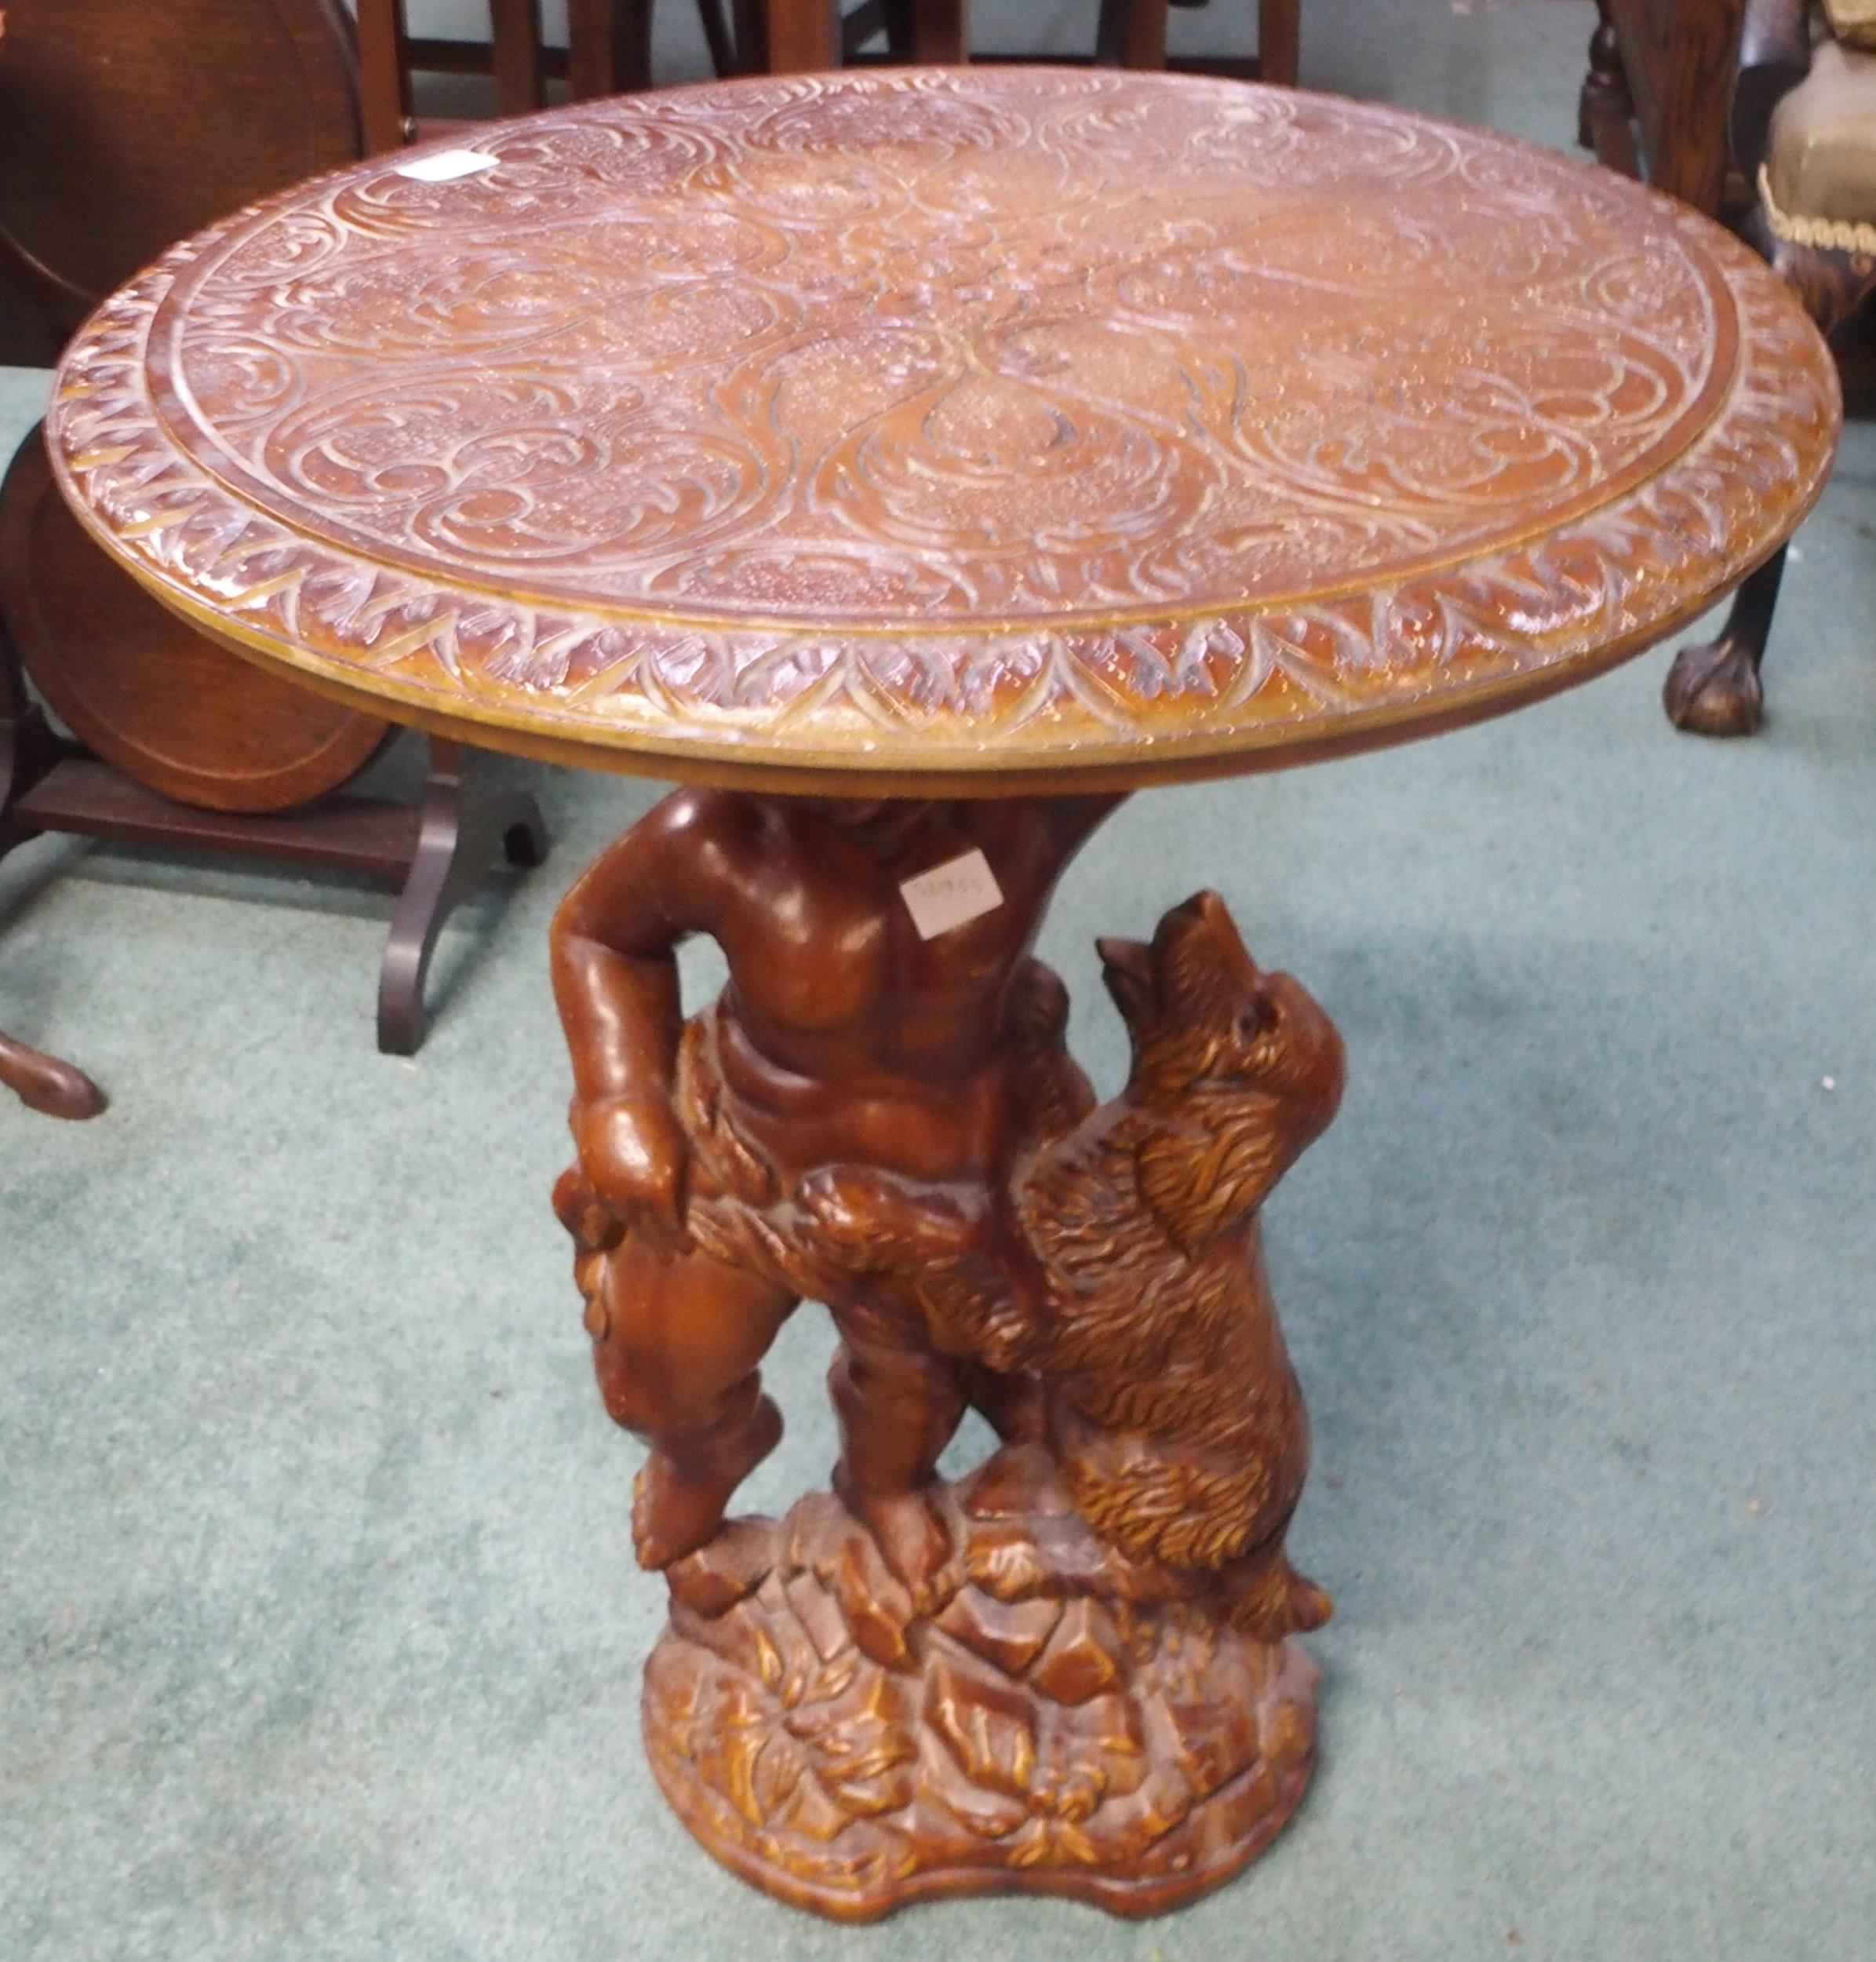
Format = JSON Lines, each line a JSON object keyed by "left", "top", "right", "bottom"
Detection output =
{"left": 550, "top": 790, "right": 1120, "bottom": 1584}
{"left": 551, "top": 789, "right": 1349, "bottom": 1914}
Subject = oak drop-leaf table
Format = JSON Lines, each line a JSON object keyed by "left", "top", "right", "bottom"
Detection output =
{"left": 48, "top": 68, "right": 1838, "bottom": 1922}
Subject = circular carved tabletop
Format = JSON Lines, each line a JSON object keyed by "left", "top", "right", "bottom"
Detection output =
{"left": 48, "top": 68, "right": 1839, "bottom": 793}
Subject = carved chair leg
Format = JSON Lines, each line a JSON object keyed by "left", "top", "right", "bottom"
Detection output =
{"left": 377, "top": 737, "right": 548, "bottom": 1056}
{"left": 1663, "top": 546, "right": 1786, "bottom": 737}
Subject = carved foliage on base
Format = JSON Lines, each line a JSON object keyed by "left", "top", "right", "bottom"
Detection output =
{"left": 644, "top": 1447, "right": 1318, "bottom": 1920}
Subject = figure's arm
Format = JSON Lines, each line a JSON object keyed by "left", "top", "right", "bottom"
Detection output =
{"left": 550, "top": 790, "right": 756, "bottom": 1249}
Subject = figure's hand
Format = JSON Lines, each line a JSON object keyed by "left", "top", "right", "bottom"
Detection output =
{"left": 799, "top": 1165, "right": 983, "bottom": 1258}
{"left": 570, "top": 1093, "right": 694, "bottom": 1258}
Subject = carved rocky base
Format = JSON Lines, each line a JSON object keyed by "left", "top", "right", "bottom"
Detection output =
{"left": 643, "top": 1443, "right": 1318, "bottom": 1921}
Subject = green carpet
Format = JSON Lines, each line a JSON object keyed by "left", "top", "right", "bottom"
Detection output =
{"left": 3, "top": 3, "right": 1873, "bottom": 1957}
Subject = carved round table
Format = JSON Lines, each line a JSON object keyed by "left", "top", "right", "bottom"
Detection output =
{"left": 47, "top": 69, "right": 1838, "bottom": 1921}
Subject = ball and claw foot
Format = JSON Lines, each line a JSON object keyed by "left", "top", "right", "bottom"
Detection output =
{"left": 1663, "top": 635, "right": 1765, "bottom": 737}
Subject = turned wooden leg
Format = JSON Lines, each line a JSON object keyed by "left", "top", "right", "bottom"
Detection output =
{"left": 761, "top": 0, "right": 840, "bottom": 70}
{"left": 376, "top": 737, "right": 548, "bottom": 1056}
{"left": 1663, "top": 548, "right": 1786, "bottom": 737}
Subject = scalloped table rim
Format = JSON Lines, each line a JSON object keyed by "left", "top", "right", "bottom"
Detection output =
{"left": 46, "top": 74, "right": 1841, "bottom": 797}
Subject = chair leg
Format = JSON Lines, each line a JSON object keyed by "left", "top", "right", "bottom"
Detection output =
{"left": 0, "top": 1029, "right": 105, "bottom": 1119}
{"left": 569, "top": 0, "right": 654, "bottom": 94}
{"left": 1257, "top": 0, "right": 1299, "bottom": 85}
{"left": 695, "top": 0, "right": 739, "bottom": 76}
{"left": 490, "top": 0, "right": 547, "bottom": 113}
{"left": 1663, "top": 548, "right": 1786, "bottom": 737}
{"left": 355, "top": 0, "right": 417, "bottom": 152}
{"left": 1579, "top": 0, "right": 1640, "bottom": 178}
{"left": 909, "top": 0, "right": 966, "bottom": 60}
{"left": 761, "top": 0, "right": 840, "bottom": 70}
{"left": 1098, "top": 0, "right": 1167, "bottom": 67}
{"left": 377, "top": 738, "right": 549, "bottom": 1056}
{"left": 730, "top": 0, "right": 769, "bottom": 70}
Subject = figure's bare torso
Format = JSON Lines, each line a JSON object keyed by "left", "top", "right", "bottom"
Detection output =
{"left": 705, "top": 799, "right": 1081, "bottom": 1184}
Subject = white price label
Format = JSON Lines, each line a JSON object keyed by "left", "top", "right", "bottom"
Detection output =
{"left": 393, "top": 149, "right": 501, "bottom": 184}
{"left": 898, "top": 850, "right": 1004, "bottom": 940}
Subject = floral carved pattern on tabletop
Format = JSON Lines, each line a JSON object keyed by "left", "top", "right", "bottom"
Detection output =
{"left": 51, "top": 69, "right": 1838, "bottom": 783}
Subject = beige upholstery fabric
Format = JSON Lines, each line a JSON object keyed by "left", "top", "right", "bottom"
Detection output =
{"left": 1763, "top": 35, "right": 1876, "bottom": 239}
{"left": 1821, "top": 0, "right": 1876, "bottom": 50}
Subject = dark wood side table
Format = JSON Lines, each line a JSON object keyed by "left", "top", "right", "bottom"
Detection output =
{"left": 48, "top": 71, "right": 1838, "bottom": 1917}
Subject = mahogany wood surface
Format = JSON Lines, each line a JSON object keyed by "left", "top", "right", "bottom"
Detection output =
{"left": 49, "top": 70, "right": 1840, "bottom": 794}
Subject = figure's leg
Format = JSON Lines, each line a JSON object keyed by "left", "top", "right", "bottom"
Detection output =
{"left": 962, "top": 1361, "right": 1044, "bottom": 1446}
{"left": 587, "top": 1231, "right": 796, "bottom": 1569}
{"left": 829, "top": 1300, "right": 968, "bottom": 1590}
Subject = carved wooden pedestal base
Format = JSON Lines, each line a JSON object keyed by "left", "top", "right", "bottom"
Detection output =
{"left": 645, "top": 1444, "right": 1317, "bottom": 1920}
{"left": 552, "top": 789, "right": 1346, "bottom": 1921}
